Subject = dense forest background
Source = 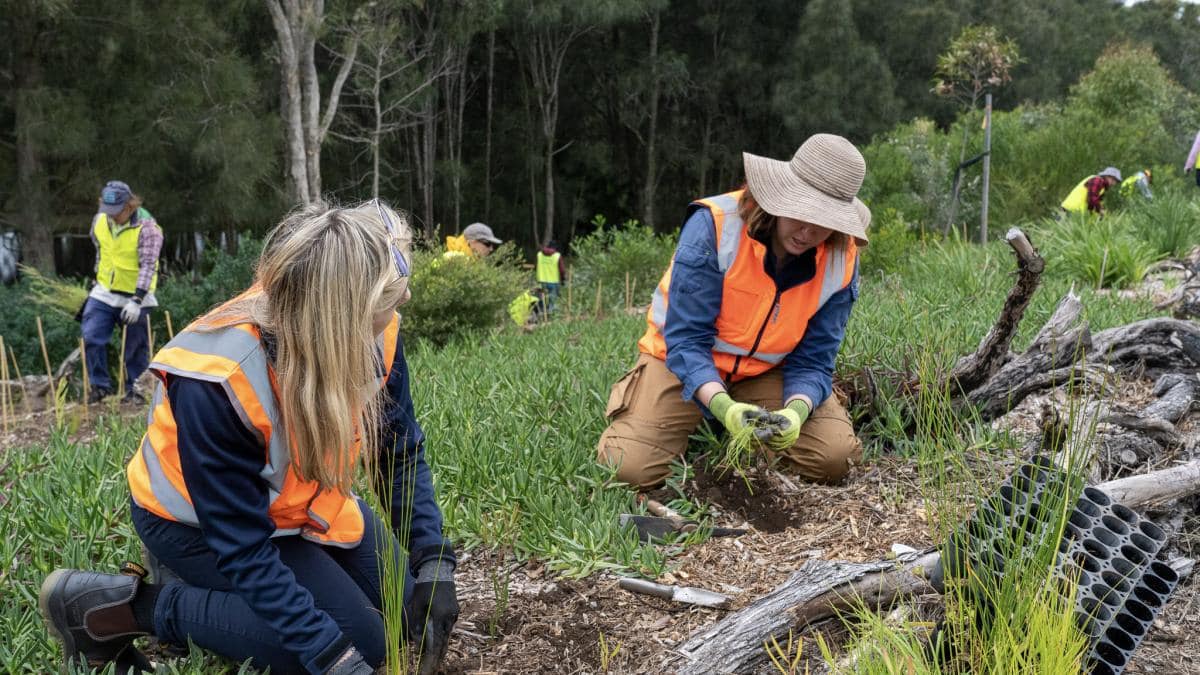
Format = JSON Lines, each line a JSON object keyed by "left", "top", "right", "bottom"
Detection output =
{"left": 4, "top": 0, "right": 1200, "bottom": 273}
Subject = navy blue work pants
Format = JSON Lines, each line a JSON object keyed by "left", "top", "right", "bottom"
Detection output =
{"left": 81, "top": 298, "right": 149, "bottom": 394}
{"left": 132, "top": 500, "right": 412, "bottom": 673}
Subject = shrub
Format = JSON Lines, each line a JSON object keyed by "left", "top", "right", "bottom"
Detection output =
{"left": 401, "top": 244, "right": 530, "bottom": 346}
{"left": 859, "top": 207, "right": 925, "bottom": 277}
{"left": 569, "top": 216, "right": 677, "bottom": 311}
{"left": 860, "top": 118, "right": 954, "bottom": 231}
{"left": 1037, "top": 212, "right": 1161, "bottom": 289}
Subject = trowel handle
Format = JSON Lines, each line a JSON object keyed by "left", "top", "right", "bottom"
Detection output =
{"left": 618, "top": 577, "right": 674, "bottom": 600}
{"left": 641, "top": 497, "right": 685, "bottom": 522}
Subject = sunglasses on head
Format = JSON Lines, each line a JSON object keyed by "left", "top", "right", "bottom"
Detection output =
{"left": 371, "top": 199, "right": 410, "bottom": 278}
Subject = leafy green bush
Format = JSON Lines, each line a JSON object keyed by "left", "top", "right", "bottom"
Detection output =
{"left": 569, "top": 216, "right": 677, "bottom": 311}
{"left": 859, "top": 118, "right": 954, "bottom": 231}
{"left": 1125, "top": 190, "right": 1200, "bottom": 258}
{"left": 859, "top": 207, "right": 925, "bottom": 277}
{"left": 401, "top": 245, "right": 530, "bottom": 346}
{"left": 1037, "top": 212, "right": 1161, "bottom": 289}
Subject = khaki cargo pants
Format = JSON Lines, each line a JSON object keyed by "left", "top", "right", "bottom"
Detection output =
{"left": 597, "top": 354, "right": 862, "bottom": 490}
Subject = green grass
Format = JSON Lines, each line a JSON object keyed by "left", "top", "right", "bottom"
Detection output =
{"left": 1, "top": 227, "right": 1165, "bottom": 671}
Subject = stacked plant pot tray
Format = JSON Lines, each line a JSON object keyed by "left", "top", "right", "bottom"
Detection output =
{"left": 933, "top": 456, "right": 1180, "bottom": 675}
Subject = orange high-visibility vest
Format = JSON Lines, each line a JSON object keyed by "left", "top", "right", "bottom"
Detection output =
{"left": 637, "top": 190, "right": 857, "bottom": 383}
{"left": 127, "top": 302, "right": 401, "bottom": 548}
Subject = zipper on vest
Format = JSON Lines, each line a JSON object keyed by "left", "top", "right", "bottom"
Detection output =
{"left": 729, "top": 287, "right": 782, "bottom": 380}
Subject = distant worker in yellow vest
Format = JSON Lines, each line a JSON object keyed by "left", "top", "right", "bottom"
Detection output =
{"left": 1120, "top": 169, "right": 1153, "bottom": 201}
{"left": 536, "top": 240, "right": 565, "bottom": 315}
{"left": 598, "top": 134, "right": 868, "bottom": 490}
{"left": 1061, "top": 167, "right": 1122, "bottom": 216}
{"left": 82, "top": 180, "right": 163, "bottom": 404}
{"left": 443, "top": 222, "right": 502, "bottom": 260}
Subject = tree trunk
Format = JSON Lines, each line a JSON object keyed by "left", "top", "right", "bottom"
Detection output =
{"left": 484, "top": 30, "right": 495, "bottom": 223}
{"left": 13, "top": 11, "right": 53, "bottom": 270}
{"left": 300, "top": 11, "right": 322, "bottom": 201}
{"left": 641, "top": 10, "right": 661, "bottom": 229}
{"left": 266, "top": 0, "right": 311, "bottom": 205}
{"left": 371, "top": 49, "right": 383, "bottom": 200}
{"left": 265, "top": 0, "right": 356, "bottom": 206}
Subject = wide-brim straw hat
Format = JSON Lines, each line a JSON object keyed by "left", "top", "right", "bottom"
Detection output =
{"left": 743, "top": 133, "right": 870, "bottom": 245}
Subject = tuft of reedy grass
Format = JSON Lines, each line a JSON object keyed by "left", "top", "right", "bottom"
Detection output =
{"left": 1125, "top": 190, "right": 1200, "bottom": 258}
{"left": 1035, "top": 212, "right": 1161, "bottom": 289}
{"left": 823, "top": 354, "right": 1094, "bottom": 673}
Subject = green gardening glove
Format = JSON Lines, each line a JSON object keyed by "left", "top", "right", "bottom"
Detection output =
{"left": 766, "top": 399, "right": 812, "bottom": 450}
{"left": 708, "top": 392, "right": 769, "bottom": 433}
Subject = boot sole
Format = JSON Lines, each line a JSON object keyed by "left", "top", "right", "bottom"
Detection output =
{"left": 38, "top": 569, "right": 82, "bottom": 670}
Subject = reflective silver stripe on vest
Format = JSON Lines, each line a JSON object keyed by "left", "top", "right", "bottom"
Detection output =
{"left": 136, "top": 433, "right": 200, "bottom": 524}
{"left": 649, "top": 285, "right": 667, "bottom": 329}
{"left": 708, "top": 194, "right": 744, "bottom": 273}
{"left": 150, "top": 327, "right": 291, "bottom": 494}
{"left": 151, "top": 326, "right": 291, "bottom": 487}
{"left": 712, "top": 338, "right": 788, "bottom": 365}
{"left": 817, "top": 244, "right": 853, "bottom": 308}
{"left": 134, "top": 383, "right": 201, "bottom": 525}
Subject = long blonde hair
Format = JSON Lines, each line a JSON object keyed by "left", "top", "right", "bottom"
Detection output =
{"left": 737, "top": 185, "right": 849, "bottom": 251}
{"left": 201, "top": 201, "right": 411, "bottom": 493}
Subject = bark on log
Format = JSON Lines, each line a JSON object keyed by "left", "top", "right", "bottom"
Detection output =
{"left": 673, "top": 551, "right": 941, "bottom": 675}
{"left": 1143, "top": 373, "right": 1200, "bottom": 424}
{"left": 965, "top": 293, "right": 1094, "bottom": 421}
{"left": 671, "top": 462, "right": 1200, "bottom": 674}
{"left": 1099, "top": 459, "right": 1200, "bottom": 506}
{"left": 1091, "top": 318, "right": 1200, "bottom": 372}
{"left": 943, "top": 229, "right": 1045, "bottom": 395}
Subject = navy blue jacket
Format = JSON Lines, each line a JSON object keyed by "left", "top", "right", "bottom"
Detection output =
{"left": 663, "top": 206, "right": 859, "bottom": 408}
{"left": 167, "top": 332, "right": 451, "bottom": 670}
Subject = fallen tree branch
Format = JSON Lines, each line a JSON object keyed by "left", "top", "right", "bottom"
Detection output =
{"left": 671, "top": 461, "right": 1200, "bottom": 673}
{"left": 942, "top": 229, "right": 1045, "bottom": 395}
{"left": 672, "top": 551, "right": 941, "bottom": 675}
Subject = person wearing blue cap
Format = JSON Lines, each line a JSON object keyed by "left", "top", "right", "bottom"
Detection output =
{"left": 81, "top": 180, "right": 163, "bottom": 404}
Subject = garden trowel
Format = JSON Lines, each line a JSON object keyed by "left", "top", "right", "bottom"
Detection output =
{"left": 618, "top": 577, "right": 731, "bottom": 608}
{"left": 619, "top": 497, "right": 747, "bottom": 543}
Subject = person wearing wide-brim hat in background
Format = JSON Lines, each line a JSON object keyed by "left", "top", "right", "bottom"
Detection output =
{"left": 82, "top": 180, "right": 164, "bottom": 404}
{"left": 597, "top": 133, "right": 869, "bottom": 490}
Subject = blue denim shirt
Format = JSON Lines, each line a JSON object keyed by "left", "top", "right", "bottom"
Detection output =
{"left": 166, "top": 333, "right": 451, "bottom": 670}
{"left": 662, "top": 206, "right": 858, "bottom": 409}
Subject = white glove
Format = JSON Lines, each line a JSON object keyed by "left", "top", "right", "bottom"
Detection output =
{"left": 120, "top": 298, "right": 142, "bottom": 325}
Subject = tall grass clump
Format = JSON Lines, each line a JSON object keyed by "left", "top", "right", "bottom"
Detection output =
{"left": 569, "top": 216, "right": 676, "bottom": 311}
{"left": 1125, "top": 191, "right": 1200, "bottom": 258}
{"left": 823, "top": 358, "right": 1094, "bottom": 673}
{"left": 1037, "top": 213, "right": 1160, "bottom": 289}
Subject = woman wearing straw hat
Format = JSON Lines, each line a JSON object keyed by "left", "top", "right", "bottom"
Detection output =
{"left": 597, "top": 134, "right": 869, "bottom": 489}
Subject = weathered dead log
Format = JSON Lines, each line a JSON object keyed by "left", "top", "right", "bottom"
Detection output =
{"left": 943, "top": 229, "right": 1045, "bottom": 395}
{"left": 1100, "top": 458, "right": 1200, "bottom": 506}
{"left": 1091, "top": 318, "right": 1200, "bottom": 373}
{"left": 672, "top": 551, "right": 941, "bottom": 675}
{"left": 964, "top": 293, "right": 1094, "bottom": 421}
{"left": 1143, "top": 373, "right": 1200, "bottom": 423}
{"left": 672, "top": 462, "right": 1200, "bottom": 674}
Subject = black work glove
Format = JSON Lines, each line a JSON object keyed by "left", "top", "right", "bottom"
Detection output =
{"left": 407, "top": 570, "right": 459, "bottom": 675}
{"left": 310, "top": 637, "right": 374, "bottom": 675}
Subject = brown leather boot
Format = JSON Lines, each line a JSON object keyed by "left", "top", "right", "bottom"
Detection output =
{"left": 39, "top": 569, "right": 153, "bottom": 673}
